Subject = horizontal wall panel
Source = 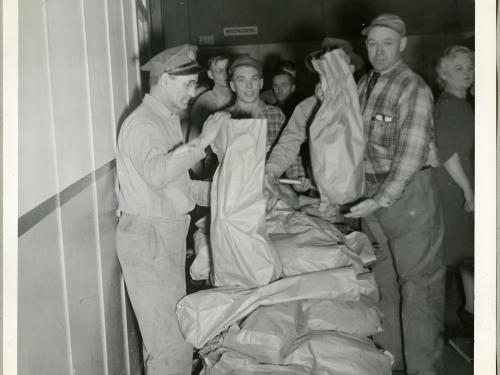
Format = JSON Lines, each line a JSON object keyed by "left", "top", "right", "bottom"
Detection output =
{"left": 18, "top": 211, "right": 70, "bottom": 375}
{"left": 96, "top": 169, "right": 126, "bottom": 375}
{"left": 45, "top": 0, "right": 94, "bottom": 190}
{"left": 18, "top": 0, "right": 58, "bottom": 215}
{"left": 60, "top": 186, "right": 105, "bottom": 375}
{"left": 83, "top": 0, "right": 117, "bottom": 167}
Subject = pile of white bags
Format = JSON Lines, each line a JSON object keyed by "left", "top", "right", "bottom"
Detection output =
{"left": 178, "top": 116, "right": 392, "bottom": 373}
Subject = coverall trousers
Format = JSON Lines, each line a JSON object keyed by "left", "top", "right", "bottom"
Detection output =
{"left": 363, "top": 169, "right": 446, "bottom": 375}
{"left": 116, "top": 214, "right": 192, "bottom": 375}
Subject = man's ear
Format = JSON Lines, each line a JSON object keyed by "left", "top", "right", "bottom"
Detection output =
{"left": 399, "top": 36, "right": 407, "bottom": 52}
{"left": 160, "top": 72, "right": 170, "bottom": 87}
{"left": 229, "top": 80, "right": 236, "bottom": 92}
{"left": 207, "top": 70, "right": 214, "bottom": 80}
{"left": 291, "top": 84, "right": 296, "bottom": 93}
{"left": 259, "top": 78, "right": 264, "bottom": 90}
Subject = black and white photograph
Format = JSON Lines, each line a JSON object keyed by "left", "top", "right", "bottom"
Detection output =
{"left": 8, "top": 0, "right": 496, "bottom": 374}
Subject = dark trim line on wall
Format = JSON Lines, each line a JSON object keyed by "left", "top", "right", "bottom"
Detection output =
{"left": 18, "top": 159, "right": 116, "bottom": 237}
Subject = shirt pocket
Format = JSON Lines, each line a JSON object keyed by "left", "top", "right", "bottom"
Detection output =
{"left": 369, "top": 110, "right": 397, "bottom": 149}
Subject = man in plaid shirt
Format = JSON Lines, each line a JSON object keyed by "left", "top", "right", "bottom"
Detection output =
{"left": 345, "top": 14, "right": 445, "bottom": 375}
{"left": 226, "top": 56, "right": 307, "bottom": 184}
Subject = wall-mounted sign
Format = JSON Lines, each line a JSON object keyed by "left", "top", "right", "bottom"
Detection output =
{"left": 223, "top": 26, "right": 259, "bottom": 36}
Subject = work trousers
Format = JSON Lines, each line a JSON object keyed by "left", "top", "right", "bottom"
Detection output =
{"left": 363, "top": 169, "right": 446, "bottom": 375}
{"left": 116, "top": 214, "right": 192, "bottom": 375}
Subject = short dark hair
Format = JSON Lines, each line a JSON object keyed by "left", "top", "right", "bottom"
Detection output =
{"left": 207, "top": 54, "right": 231, "bottom": 70}
{"left": 271, "top": 70, "right": 295, "bottom": 85}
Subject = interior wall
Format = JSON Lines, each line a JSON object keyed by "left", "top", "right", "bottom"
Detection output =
{"left": 18, "top": 0, "right": 145, "bottom": 373}
{"left": 158, "top": 0, "right": 474, "bottom": 94}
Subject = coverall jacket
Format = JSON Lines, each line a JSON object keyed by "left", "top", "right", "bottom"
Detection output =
{"left": 116, "top": 94, "right": 209, "bottom": 375}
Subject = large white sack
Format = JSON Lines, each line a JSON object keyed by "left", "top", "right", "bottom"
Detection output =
{"left": 210, "top": 119, "right": 281, "bottom": 288}
{"left": 309, "top": 49, "right": 365, "bottom": 205}
{"left": 283, "top": 331, "right": 393, "bottom": 375}
{"left": 267, "top": 208, "right": 345, "bottom": 240}
{"left": 177, "top": 267, "right": 365, "bottom": 349}
{"left": 270, "top": 234, "right": 364, "bottom": 276}
{"left": 190, "top": 217, "right": 211, "bottom": 280}
{"left": 221, "top": 296, "right": 382, "bottom": 364}
{"left": 300, "top": 296, "right": 383, "bottom": 337}
{"left": 202, "top": 349, "right": 309, "bottom": 375}
{"left": 204, "top": 331, "right": 393, "bottom": 375}
{"left": 222, "top": 302, "right": 301, "bottom": 364}
{"left": 267, "top": 209, "right": 375, "bottom": 276}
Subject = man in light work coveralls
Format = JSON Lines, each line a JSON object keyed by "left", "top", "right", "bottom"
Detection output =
{"left": 116, "top": 44, "right": 229, "bottom": 375}
{"left": 345, "top": 14, "right": 446, "bottom": 375}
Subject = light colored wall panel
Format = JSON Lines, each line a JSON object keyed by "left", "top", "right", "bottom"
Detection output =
{"left": 18, "top": 211, "right": 71, "bottom": 375}
{"left": 95, "top": 169, "right": 126, "bottom": 375}
{"left": 82, "top": 0, "right": 117, "bottom": 167}
{"left": 45, "top": 0, "right": 94, "bottom": 190}
{"left": 107, "top": 0, "right": 130, "bottom": 130}
{"left": 123, "top": 0, "right": 143, "bottom": 109}
{"left": 18, "top": 0, "right": 58, "bottom": 216}
{"left": 60, "top": 186, "right": 105, "bottom": 375}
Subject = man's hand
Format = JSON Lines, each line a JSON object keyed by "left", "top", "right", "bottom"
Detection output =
{"left": 292, "top": 177, "right": 312, "bottom": 192}
{"left": 263, "top": 173, "right": 280, "bottom": 212}
{"left": 199, "top": 112, "right": 230, "bottom": 148}
{"left": 314, "top": 82, "right": 324, "bottom": 102}
{"left": 344, "top": 198, "right": 381, "bottom": 218}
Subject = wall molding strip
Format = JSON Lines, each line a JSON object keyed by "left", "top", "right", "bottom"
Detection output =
{"left": 18, "top": 159, "right": 116, "bottom": 237}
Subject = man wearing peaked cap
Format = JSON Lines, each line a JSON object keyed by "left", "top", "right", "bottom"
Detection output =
{"left": 346, "top": 13, "right": 445, "bottom": 375}
{"left": 116, "top": 43, "right": 230, "bottom": 375}
{"left": 142, "top": 43, "right": 204, "bottom": 80}
{"left": 361, "top": 13, "right": 407, "bottom": 36}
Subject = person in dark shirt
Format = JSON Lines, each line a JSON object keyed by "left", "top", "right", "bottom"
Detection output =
{"left": 434, "top": 45, "right": 474, "bottom": 265}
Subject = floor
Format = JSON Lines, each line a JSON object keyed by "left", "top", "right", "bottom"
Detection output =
{"left": 442, "top": 267, "right": 474, "bottom": 375}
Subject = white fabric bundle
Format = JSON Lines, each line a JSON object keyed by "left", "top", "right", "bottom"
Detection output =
{"left": 210, "top": 119, "right": 282, "bottom": 288}
{"left": 309, "top": 49, "right": 365, "bottom": 205}
{"left": 176, "top": 267, "right": 374, "bottom": 348}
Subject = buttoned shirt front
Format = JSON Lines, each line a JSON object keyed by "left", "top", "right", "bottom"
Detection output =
{"left": 358, "top": 61, "right": 439, "bottom": 207}
{"left": 117, "top": 94, "right": 209, "bottom": 219}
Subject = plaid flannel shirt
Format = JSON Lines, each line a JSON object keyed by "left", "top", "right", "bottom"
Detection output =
{"left": 358, "top": 62, "right": 438, "bottom": 207}
{"left": 228, "top": 100, "right": 307, "bottom": 178}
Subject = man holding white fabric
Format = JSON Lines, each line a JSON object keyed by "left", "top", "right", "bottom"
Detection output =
{"left": 264, "top": 38, "right": 363, "bottom": 210}
{"left": 226, "top": 56, "right": 308, "bottom": 184}
{"left": 345, "top": 14, "right": 445, "bottom": 375}
{"left": 115, "top": 44, "right": 229, "bottom": 375}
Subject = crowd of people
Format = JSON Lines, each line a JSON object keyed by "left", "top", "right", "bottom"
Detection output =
{"left": 115, "top": 12, "right": 474, "bottom": 375}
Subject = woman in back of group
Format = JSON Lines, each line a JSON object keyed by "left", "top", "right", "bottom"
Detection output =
{"left": 433, "top": 45, "right": 475, "bottom": 265}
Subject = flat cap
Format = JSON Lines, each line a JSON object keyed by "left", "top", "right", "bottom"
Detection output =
{"left": 229, "top": 55, "right": 263, "bottom": 76}
{"left": 361, "top": 13, "right": 407, "bottom": 36}
{"left": 141, "top": 44, "right": 204, "bottom": 76}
